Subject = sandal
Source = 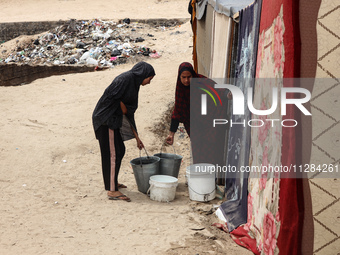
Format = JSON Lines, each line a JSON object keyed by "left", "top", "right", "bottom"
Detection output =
{"left": 108, "top": 194, "right": 131, "bottom": 202}
{"left": 118, "top": 183, "right": 127, "bottom": 189}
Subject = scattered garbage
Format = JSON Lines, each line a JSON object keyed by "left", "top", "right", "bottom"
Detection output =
{"left": 135, "top": 37, "right": 145, "bottom": 43}
{"left": 170, "top": 31, "right": 186, "bottom": 35}
{"left": 179, "top": 126, "right": 186, "bottom": 138}
{"left": 123, "top": 18, "right": 131, "bottom": 24}
{"left": 150, "top": 52, "right": 161, "bottom": 58}
{"left": 0, "top": 18, "right": 163, "bottom": 67}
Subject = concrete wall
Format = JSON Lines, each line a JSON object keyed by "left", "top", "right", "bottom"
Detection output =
{"left": 130, "top": 18, "right": 188, "bottom": 27}
{"left": 0, "top": 18, "right": 189, "bottom": 86}
{"left": 0, "top": 63, "right": 96, "bottom": 86}
{"left": 0, "top": 19, "right": 189, "bottom": 43}
{"left": 0, "top": 21, "right": 66, "bottom": 43}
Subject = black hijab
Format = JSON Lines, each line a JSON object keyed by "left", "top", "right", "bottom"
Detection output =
{"left": 172, "top": 62, "right": 204, "bottom": 124}
{"left": 92, "top": 61, "right": 155, "bottom": 137}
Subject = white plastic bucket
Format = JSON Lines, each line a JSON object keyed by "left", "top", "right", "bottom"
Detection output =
{"left": 148, "top": 175, "right": 178, "bottom": 202}
{"left": 186, "top": 163, "right": 216, "bottom": 202}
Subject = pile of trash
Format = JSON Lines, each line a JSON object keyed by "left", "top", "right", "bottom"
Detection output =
{"left": 0, "top": 18, "right": 161, "bottom": 67}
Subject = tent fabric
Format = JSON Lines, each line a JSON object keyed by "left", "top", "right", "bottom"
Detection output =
{"left": 196, "top": 3, "right": 214, "bottom": 77}
{"left": 231, "top": 0, "right": 304, "bottom": 254}
{"left": 219, "top": 0, "right": 262, "bottom": 233}
{"left": 192, "top": 0, "right": 316, "bottom": 253}
{"left": 209, "top": 11, "right": 232, "bottom": 82}
{"left": 209, "top": 0, "right": 255, "bottom": 17}
{"left": 190, "top": 77, "right": 229, "bottom": 166}
{"left": 191, "top": 0, "right": 199, "bottom": 72}
{"left": 274, "top": 0, "right": 304, "bottom": 254}
{"left": 196, "top": 0, "right": 255, "bottom": 20}
{"left": 298, "top": 0, "right": 321, "bottom": 254}
{"left": 228, "top": 22, "right": 239, "bottom": 79}
{"left": 196, "top": 0, "right": 208, "bottom": 20}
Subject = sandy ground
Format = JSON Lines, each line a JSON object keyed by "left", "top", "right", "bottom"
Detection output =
{"left": 0, "top": 0, "right": 190, "bottom": 23}
{"left": 0, "top": 1, "right": 252, "bottom": 254}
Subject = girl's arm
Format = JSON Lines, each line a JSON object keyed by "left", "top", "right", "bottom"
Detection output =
{"left": 120, "top": 101, "right": 127, "bottom": 115}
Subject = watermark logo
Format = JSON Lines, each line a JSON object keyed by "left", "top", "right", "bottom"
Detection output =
{"left": 198, "top": 84, "right": 222, "bottom": 115}
{"left": 215, "top": 84, "right": 311, "bottom": 116}
{"left": 197, "top": 82, "right": 312, "bottom": 128}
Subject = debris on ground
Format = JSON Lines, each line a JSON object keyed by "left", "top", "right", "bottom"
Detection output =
{"left": 0, "top": 18, "right": 164, "bottom": 67}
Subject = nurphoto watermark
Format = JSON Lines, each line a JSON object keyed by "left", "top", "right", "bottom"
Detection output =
{"left": 189, "top": 78, "right": 339, "bottom": 179}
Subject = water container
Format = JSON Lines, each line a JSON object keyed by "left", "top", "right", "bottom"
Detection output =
{"left": 154, "top": 145, "right": 182, "bottom": 178}
{"left": 186, "top": 163, "right": 216, "bottom": 202}
{"left": 130, "top": 156, "right": 160, "bottom": 194}
{"left": 148, "top": 175, "right": 178, "bottom": 202}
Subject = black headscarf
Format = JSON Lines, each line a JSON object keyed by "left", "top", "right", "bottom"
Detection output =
{"left": 92, "top": 62, "right": 155, "bottom": 138}
{"left": 172, "top": 62, "right": 204, "bottom": 124}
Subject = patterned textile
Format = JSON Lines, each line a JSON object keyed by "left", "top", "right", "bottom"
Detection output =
{"left": 220, "top": 0, "right": 262, "bottom": 232}
{"left": 230, "top": 0, "right": 304, "bottom": 254}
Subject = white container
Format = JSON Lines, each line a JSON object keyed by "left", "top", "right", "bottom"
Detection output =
{"left": 186, "top": 163, "right": 216, "bottom": 202}
{"left": 80, "top": 51, "right": 90, "bottom": 61}
{"left": 86, "top": 57, "right": 98, "bottom": 66}
{"left": 148, "top": 175, "right": 178, "bottom": 202}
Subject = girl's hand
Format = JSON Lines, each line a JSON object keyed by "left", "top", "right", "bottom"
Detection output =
{"left": 137, "top": 138, "right": 144, "bottom": 150}
{"left": 165, "top": 132, "right": 175, "bottom": 145}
